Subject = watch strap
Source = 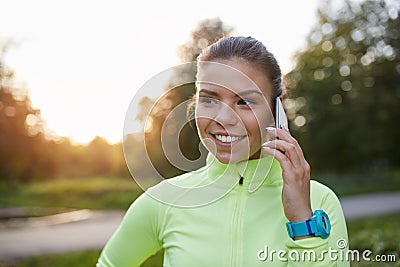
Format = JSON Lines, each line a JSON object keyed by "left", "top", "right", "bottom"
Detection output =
{"left": 286, "top": 210, "right": 331, "bottom": 239}
{"left": 286, "top": 219, "right": 317, "bottom": 238}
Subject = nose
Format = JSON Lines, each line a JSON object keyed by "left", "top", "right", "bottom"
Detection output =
{"left": 214, "top": 103, "right": 239, "bottom": 126}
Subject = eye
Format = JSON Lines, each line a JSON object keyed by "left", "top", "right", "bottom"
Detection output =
{"left": 198, "top": 97, "right": 219, "bottom": 105}
{"left": 238, "top": 98, "right": 256, "bottom": 106}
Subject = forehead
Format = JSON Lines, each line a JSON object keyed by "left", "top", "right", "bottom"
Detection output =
{"left": 196, "top": 59, "right": 271, "bottom": 97}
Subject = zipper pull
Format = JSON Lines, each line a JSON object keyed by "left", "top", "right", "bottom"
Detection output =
{"left": 239, "top": 176, "right": 244, "bottom": 185}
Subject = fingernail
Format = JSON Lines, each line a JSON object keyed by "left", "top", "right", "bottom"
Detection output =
{"left": 263, "top": 141, "right": 271, "bottom": 146}
{"left": 266, "top": 127, "right": 275, "bottom": 132}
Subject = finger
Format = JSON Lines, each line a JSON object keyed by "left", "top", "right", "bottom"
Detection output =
{"left": 263, "top": 147, "right": 306, "bottom": 187}
{"left": 267, "top": 127, "right": 298, "bottom": 148}
{"left": 262, "top": 146, "right": 294, "bottom": 172}
{"left": 265, "top": 126, "right": 291, "bottom": 141}
{"left": 266, "top": 127, "right": 306, "bottom": 165}
{"left": 264, "top": 139, "right": 303, "bottom": 168}
{"left": 264, "top": 131, "right": 311, "bottom": 182}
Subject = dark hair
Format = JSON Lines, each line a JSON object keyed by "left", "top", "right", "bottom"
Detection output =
{"left": 197, "top": 36, "right": 284, "bottom": 99}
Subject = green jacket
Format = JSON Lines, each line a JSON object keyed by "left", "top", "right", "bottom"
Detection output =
{"left": 97, "top": 154, "right": 349, "bottom": 266}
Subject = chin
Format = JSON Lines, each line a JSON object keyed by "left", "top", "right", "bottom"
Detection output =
{"left": 216, "top": 148, "right": 262, "bottom": 163}
{"left": 214, "top": 152, "right": 249, "bottom": 164}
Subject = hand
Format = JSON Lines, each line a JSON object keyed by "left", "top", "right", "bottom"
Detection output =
{"left": 263, "top": 127, "right": 313, "bottom": 223}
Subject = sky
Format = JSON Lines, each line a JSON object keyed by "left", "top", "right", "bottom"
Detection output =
{"left": 0, "top": 0, "right": 320, "bottom": 144}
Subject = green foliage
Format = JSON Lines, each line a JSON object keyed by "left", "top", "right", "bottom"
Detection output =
{"left": 313, "top": 171, "right": 400, "bottom": 196}
{"left": 52, "top": 138, "right": 129, "bottom": 179}
{"left": 285, "top": 0, "right": 400, "bottom": 172}
{"left": 348, "top": 214, "right": 400, "bottom": 267}
{"left": 0, "top": 42, "right": 51, "bottom": 183}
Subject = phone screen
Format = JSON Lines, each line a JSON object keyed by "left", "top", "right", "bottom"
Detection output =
{"left": 262, "top": 97, "right": 288, "bottom": 148}
{"left": 275, "top": 97, "right": 288, "bottom": 129}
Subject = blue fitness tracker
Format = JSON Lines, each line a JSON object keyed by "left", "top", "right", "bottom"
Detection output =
{"left": 286, "top": 210, "right": 331, "bottom": 239}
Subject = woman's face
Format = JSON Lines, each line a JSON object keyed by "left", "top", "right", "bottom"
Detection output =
{"left": 195, "top": 58, "right": 274, "bottom": 164}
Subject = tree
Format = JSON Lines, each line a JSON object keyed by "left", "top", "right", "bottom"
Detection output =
{"left": 285, "top": 0, "right": 400, "bottom": 172}
{"left": 0, "top": 41, "right": 52, "bottom": 183}
{"left": 178, "top": 17, "right": 234, "bottom": 62}
{"left": 86, "top": 136, "right": 114, "bottom": 175}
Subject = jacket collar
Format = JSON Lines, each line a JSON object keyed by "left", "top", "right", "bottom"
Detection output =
{"left": 205, "top": 153, "right": 283, "bottom": 192}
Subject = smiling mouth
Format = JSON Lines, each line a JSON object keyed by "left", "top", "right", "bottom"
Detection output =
{"left": 213, "top": 134, "right": 246, "bottom": 143}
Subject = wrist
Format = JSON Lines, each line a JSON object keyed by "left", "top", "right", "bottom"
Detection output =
{"left": 287, "top": 209, "right": 313, "bottom": 240}
{"left": 287, "top": 209, "right": 313, "bottom": 222}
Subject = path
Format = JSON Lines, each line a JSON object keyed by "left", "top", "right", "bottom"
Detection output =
{"left": 1, "top": 191, "right": 400, "bottom": 263}
{"left": 340, "top": 191, "right": 400, "bottom": 219}
{"left": 0, "top": 210, "right": 124, "bottom": 263}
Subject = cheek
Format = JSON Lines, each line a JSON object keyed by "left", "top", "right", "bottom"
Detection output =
{"left": 195, "top": 117, "right": 209, "bottom": 136}
{"left": 240, "top": 111, "right": 264, "bottom": 134}
{"left": 240, "top": 110, "right": 269, "bottom": 146}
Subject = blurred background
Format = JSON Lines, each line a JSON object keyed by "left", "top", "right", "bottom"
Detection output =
{"left": 1, "top": 0, "right": 399, "bottom": 266}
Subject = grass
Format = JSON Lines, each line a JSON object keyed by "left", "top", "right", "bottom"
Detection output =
{"left": 312, "top": 172, "right": 400, "bottom": 197}
{"left": 0, "top": 251, "right": 101, "bottom": 267}
{"left": 0, "top": 250, "right": 164, "bottom": 267}
{"left": 0, "top": 176, "right": 144, "bottom": 210}
{"left": 348, "top": 214, "right": 400, "bottom": 267}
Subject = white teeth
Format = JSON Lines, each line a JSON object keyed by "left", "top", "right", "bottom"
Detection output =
{"left": 215, "top": 134, "right": 244, "bottom": 143}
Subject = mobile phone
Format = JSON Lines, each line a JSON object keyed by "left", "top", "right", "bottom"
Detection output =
{"left": 257, "top": 97, "right": 289, "bottom": 190}
{"left": 275, "top": 97, "right": 288, "bottom": 129}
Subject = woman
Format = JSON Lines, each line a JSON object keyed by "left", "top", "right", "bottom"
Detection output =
{"left": 97, "top": 36, "right": 349, "bottom": 266}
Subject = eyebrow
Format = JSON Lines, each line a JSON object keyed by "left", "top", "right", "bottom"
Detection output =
{"left": 198, "top": 88, "right": 263, "bottom": 97}
{"left": 238, "top": 89, "right": 263, "bottom": 97}
{"left": 198, "top": 89, "right": 219, "bottom": 97}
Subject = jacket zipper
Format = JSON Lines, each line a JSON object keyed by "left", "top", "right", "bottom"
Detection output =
{"left": 231, "top": 176, "right": 246, "bottom": 266}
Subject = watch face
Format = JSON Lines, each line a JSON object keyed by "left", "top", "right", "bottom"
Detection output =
{"left": 316, "top": 210, "right": 331, "bottom": 238}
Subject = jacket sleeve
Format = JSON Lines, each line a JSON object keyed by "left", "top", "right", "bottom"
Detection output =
{"left": 96, "top": 192, "right": 163, "bottom": 267}
{"left": 285, "top": 181, "right": 350, "bottom": 267}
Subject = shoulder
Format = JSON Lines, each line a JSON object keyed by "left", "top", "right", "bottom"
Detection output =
{"left": 153, "top": 166, "right": 210, "bottom": 188}
{"left": 126, "top": 191, "right": 163, "bottom": 215}
{"left": 310, "top": 180, "right": 338, "bottom": 197}
{"left": 145, "top": 165, "right": 227, "bottom": 208}
{"left": 310, "top": 180, "right": 335, "bottom": 194}
{"left": 310, "top": 180, "right": 342, "bottom": 210}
